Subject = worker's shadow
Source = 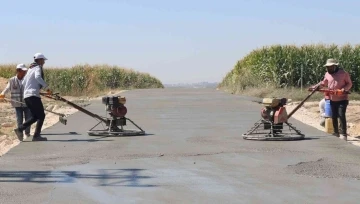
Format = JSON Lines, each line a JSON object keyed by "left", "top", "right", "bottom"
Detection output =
{"left": 23, "top": 138, "right": 114, "bottom": 142}
{"left": 40, "top": 132, "right": 80, "bottom": 136}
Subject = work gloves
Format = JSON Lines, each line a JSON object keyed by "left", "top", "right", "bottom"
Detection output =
{"left": 46, "top": 88, "right": 53, "bottom": 96}
{"left": 42, "top": 86, "right": 53, "bottom": 96}
{"left": 0, "top": 94, "right": 5, "bottom": 102}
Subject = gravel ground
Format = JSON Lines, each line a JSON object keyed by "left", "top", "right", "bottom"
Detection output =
{"left": 286, "top": 100, "right": 360, "bottom": 147}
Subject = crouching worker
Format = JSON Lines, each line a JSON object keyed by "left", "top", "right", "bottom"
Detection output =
{"left": 14, "top": 53, "right": 52, "bottom": 142}
{"left": 317, "top": 58, "right": 352, "bottom": 140}
{"left": 0, "top": 64, "right": 32, "bottom": 137}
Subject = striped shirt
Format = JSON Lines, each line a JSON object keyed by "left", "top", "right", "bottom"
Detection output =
{"left": 1, "top": 76, "right": 26, "bottom": 107}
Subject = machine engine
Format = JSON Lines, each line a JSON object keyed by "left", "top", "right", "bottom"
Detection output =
{"left": 101, "top": 96, "right": 128, "bottom": 129}
{"left": 260, "top": 97, "right": 288, "bottom": 124}
{"left": 102, "top": 96, "right": 127, "bottom": 117}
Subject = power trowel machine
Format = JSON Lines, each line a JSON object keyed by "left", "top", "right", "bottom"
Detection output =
{"left": 242, "top": 84, "right": 350, "bottom": 141}
{"left": 40, "top": 92, "right": 145, "bottom": 137}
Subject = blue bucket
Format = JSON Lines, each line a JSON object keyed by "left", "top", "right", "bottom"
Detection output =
{"left": 324, "top": 100, "right": 332, "bottom": 117}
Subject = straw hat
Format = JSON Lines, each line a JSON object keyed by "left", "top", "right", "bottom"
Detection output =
{"left": 324, "top": 58, "right": 339, "bottom": 67}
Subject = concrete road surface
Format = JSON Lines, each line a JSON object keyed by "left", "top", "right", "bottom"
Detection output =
{"left": 1, "top": 88, "right": 360, "bottom": 204}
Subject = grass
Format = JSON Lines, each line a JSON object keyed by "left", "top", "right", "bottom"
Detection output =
{"left": 218, "top": 43, "right": 360, "bottom": 101}
{"left": 0, "top": 63, "right": 164, "bottom": 96}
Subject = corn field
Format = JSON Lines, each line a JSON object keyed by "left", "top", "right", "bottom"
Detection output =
{"left": 219, "top": 43, "right": 360, "bottom": 93}
{"left": 0, "top": 64, "right": 164, "bottom": 96}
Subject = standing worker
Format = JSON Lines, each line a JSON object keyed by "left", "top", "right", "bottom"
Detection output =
{"left": 13, "top": 53, "right": 52, "bottom": 142}
{"left": 0, "top": 64, "right": 32, "bottom": 138}
{"left": 317, "top": 58, "right": 353, "bottom": 140}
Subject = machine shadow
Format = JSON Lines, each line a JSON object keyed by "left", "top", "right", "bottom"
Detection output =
{"left": 0, "top": 169, "right": 158, "bottom": 187}
{"left": 298, "top": 137, "right": 320, "bottom": 140}
{"left": 41, "top": 132, "right": 80, "bottom": 136}
{"left": 96, "top": 133, "right": 155, "bottom": 138}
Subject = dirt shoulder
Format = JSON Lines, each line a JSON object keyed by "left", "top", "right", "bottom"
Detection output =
{"left": 0, "top": 77, "right": 127, "bottom": 157}
{"left": 286, "top": 100, "right": 360, "bottom": 146}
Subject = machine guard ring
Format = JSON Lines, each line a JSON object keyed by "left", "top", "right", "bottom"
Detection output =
{"left": 242, "top": 119, "right": 305, "bottom": 141}
{"left": 87, "top": 117, "right": 146, "bottom": 137}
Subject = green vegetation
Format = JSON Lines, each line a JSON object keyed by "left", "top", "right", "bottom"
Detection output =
{"left": 218, "top": 43, "right": 360, "bottom": 101}
{"left": 0, "top": 64, "right": 164, "bottom": 96}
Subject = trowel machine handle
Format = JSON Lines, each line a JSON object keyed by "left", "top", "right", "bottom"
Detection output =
{"left": 40, "top": 92, "right": 108, "bottom": 124}
{"left": 308, "top": 87, "right": 350, "bottom": 95}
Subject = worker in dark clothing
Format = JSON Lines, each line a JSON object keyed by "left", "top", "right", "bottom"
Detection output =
{"left": 14, "top": 53, "right": 52, "bottom": 142}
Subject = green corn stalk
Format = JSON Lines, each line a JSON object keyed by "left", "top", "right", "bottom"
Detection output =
{"left": 218, "top": 43, "right": 360, "bottom": 92}
{"left": 0, "top": 64, "right": 163, "bottom": 96}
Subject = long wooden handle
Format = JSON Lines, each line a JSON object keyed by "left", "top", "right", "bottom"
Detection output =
{"left": 287, "top": 84, "right": 320, "bottom": 119}
{"left": 308, "top": 88, "right": 351, "bottom": 95}
{"left": 4, "top": 97, "right": 66, "bottom": 117}
{"left": 40, "top": 92, "right": 108, "bottom": 123}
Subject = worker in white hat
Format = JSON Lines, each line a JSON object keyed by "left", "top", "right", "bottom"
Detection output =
{"left": 13, "top": 53, "right": 52, "bottom": 142}
{"left": 29, "top": 53, "right": 47, "bottom": 82}
{"left": 0, "top": 64, "right": 32, "bottom": 137}
{"left": 317, "top": 58, "right": 353, "bottom": 140}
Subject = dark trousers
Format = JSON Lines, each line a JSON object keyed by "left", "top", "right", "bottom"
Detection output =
{"left": 330, "top": 100, "right": 348, "bottom": 135}
{"left": 19, "top": 96, "right": 46, "bottom": 136}
{"left": 15, "top": 107, "right": 32, "bottom": 135}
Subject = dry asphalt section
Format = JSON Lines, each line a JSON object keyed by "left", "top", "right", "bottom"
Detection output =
{"left": 1, "top": 88, "right": 360, "bottom": 203}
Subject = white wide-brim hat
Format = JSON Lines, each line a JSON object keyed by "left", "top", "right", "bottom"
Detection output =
{"left": 324, "top": 58, "right": 339, "bottom": 67}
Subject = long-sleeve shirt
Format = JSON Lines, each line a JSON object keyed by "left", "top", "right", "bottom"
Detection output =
{"left": 318, "top": 68, "right": 352, "bottom": 101}
{"left": 1, "top": 76, "right": 26, "bottom": 107}
{"left": 22, "top": 65, "right": 48, "bottom": 99}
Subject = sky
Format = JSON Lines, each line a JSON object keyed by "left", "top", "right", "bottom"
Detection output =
{"left": 1, "top": 0, "right": 360, "bottom": 84}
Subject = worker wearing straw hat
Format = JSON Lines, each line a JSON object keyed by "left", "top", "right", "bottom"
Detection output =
{"left": 318, "top": 58, "right": 353, "bottom": 140}
{"left": 0, "top": 64, "right": 32, "bottom": 137}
